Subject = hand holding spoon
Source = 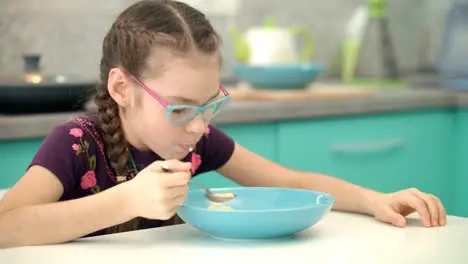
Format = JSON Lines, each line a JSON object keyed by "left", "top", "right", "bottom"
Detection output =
{"left": 161, "top": 148, "right": 236, "bottom": 203}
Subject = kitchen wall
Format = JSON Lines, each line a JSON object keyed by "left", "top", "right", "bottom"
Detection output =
{"left": 0, "top": 0, "right": 453, "bottom": 81}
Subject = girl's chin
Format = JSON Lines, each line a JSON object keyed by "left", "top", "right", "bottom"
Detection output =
{"left": 173, "top": 150, "right": 191, "bottom": 160}
{"left": 158, "top": 149, "right": 190, "bottom": 161}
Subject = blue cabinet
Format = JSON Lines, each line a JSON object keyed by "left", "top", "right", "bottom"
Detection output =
{"left": 453, "top": 110, "right": 468, "bottom": 217}
{"left": 277, "top": 111, "right": 454, "bottom": 208}
{"left": 0, "top": 138, "right": 44, "bottom": 189}
{"left": 195, "top": 122, "right": 278, "bottom": 188}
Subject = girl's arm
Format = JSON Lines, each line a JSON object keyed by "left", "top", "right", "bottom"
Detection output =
{"left": 217, "top": 143, "right": 380, "bottom": 215}
{"left": 217, "top": 143, "right": 443, "bottom": 223}
{"left": 0, "top": 166, "right": 133, "bottom": 249}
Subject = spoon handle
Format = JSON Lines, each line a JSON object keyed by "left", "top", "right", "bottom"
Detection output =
{"left": 188, "top": 179, "right": 212, "bottom": 194}
{"left": 161, "top": 164, "right": 212, "bottom": 194}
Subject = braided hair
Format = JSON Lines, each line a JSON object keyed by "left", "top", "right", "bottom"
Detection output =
{"left": 94, "top": 0, "right": 220, "bottom": 234}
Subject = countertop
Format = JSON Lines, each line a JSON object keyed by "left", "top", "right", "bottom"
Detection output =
{"left": 2, "top": 88, "right": 468, "bottom": 140}
{"left": 0, "top": 211, "right": 467, "bottom": 264}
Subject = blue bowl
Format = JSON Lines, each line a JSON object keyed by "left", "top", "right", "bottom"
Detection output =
{"left": 233, "top": 63, "right": 325, "bottom": 90}
{"left": 177, "top": 187, "right": 335, "bottom": 240}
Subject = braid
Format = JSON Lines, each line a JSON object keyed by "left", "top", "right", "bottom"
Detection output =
{"left": 95, "top": 84, "right": 129, "bottom": 177}
{"left": 94, "top": 82, "right": 140, "bottom": 233}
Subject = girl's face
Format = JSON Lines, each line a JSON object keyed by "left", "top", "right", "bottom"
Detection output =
{"left": 122, "top": 53, "right": 225, "bottom": 160}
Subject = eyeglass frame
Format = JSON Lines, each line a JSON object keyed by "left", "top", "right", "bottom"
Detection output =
{"left": 123, "top": 71, "right": 231, "bottom": 126}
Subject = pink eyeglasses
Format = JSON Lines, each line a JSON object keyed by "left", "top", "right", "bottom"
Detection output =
{"left": 124, "top": 71, "right": 231, "bottom": 126}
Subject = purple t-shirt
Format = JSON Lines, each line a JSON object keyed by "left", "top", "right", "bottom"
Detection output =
{"left": 28, "top": 113, "right": 235, "bottom": 237}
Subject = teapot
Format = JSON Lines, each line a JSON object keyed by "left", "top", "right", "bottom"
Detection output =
{"left": 230, "top": 18, "right": 314, "bottom": 65}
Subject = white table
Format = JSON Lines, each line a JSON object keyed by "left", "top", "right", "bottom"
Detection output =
{"left": 1, "top": 212, "right": 467, "bottom": 264}
{"left": 0, "top": 189, "right": 7, "bottom": 200}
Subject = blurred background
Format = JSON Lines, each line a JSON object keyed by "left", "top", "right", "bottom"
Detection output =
{"left": 1, "top": 0, "right": 468, "bottom": 218}
{"left": 0, "top": 0, "right": 456, "bottom": 82}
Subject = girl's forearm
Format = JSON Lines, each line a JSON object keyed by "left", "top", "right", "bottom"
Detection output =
{"left": 0, "top": 184, "right": 134, "bottom": 249}
{"left": 297, "top": 172, "right": 381, "bottom": 215}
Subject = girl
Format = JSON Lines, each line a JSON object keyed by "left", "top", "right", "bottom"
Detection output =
{"left": 0, "top": 0, "right": 445, "bottom": 248}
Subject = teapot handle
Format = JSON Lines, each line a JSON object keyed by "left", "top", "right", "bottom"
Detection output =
{"left": 290, "top": 25, "right": 314, "bottom": 62}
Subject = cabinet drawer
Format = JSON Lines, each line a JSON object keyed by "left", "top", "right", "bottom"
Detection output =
{"left": 278, "top": 111, "right": 452, "bottom": 197}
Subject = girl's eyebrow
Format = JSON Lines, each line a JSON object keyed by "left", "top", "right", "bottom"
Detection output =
{"left": 166, "top": 90, "right": 220, "bottom": 105}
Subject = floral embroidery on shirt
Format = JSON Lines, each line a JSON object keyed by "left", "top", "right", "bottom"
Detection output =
{"left": 191, "top": 152, "right": 202, "bottom": 174}
{"left": 70, "top": 128, "right": 101, "bottom": 194}
{"left": 190, "top": 126, "right": 210, "bottom": 174}
{"left": 69, "top": 128, "right": 84, "bottom": 138}
{"left": 72, "top": 118, "right": 115, "bottom": 183}
{"left": 72, "top": 144, "right": 80, "bottom": 151}
{"left": 81, "top": 170, "right": 100, "bottom": 193}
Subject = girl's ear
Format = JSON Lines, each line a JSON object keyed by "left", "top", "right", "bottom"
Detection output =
{"left": 108, "top": 68, "right": 131, "bottom": 107}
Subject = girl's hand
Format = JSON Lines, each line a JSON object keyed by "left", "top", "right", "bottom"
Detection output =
{"left": 370, "top": 188, "right": 446, "bottom": 228}
{"left": 123, "top": 160, "right": 192, "bottom": 220}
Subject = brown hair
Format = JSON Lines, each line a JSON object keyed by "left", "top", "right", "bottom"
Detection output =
{"left": 94, "top": 0, "right": 220, "bottom": 233}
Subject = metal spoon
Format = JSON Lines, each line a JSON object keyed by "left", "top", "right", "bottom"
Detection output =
{"left": 161, "top": 164, "right": 236, "bottom": 203}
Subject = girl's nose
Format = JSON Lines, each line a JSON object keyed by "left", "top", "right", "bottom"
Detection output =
{"left": 185, "top": 112, "right": 206, "bottom": 135}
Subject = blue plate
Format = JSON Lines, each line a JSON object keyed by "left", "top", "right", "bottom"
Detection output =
{"left": 177, "top": 187, "right": 335, "bottom": 240}
{"left": 233, "top": 63, "right": 325, "bottom": 90}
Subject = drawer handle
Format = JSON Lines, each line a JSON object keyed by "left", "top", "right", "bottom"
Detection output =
{"left": 330, "top": 139, "right": 405, "bottom": 153}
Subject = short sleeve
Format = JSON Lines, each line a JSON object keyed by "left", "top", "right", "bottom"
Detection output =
{"left": 194, "top": 124, "right": 235, "bottom": 175}
{"left": 28, "top": 121, "right": 95, "bottom": 195}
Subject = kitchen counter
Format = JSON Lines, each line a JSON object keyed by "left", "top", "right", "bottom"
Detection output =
{"left": 0, "top": 211, "right": 467, "bottom": 263}
{"left": 1, "top": 88, "right": 467, "bottom": 140}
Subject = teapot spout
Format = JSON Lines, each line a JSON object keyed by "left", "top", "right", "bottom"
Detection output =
{"left": 229, "top": 26, "right": 249, "bottom": 63}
